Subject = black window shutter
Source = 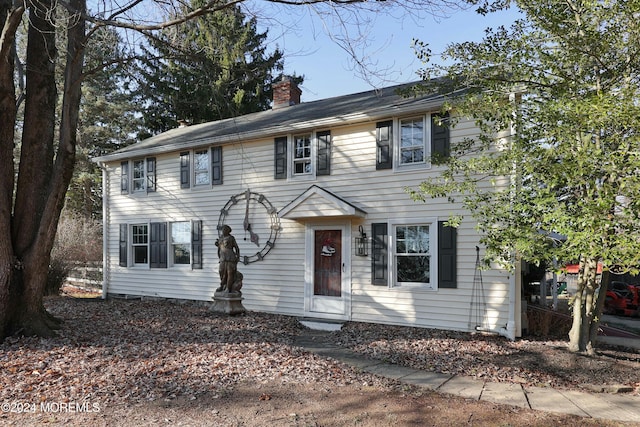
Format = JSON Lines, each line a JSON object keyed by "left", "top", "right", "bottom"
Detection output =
{"left": 316, "top": 130, "right": 331, "bottom": 176}
{"left": 371, "top": 222, "right": 388, "bottom": 285}
{"left": 438, "top": 221, "right": 457, "bottom": 288}
{"left": 180, "top": 152, "right": 190, "bottom": 188}
{"left": 274, "top": 136, "right": 287, "bottom": 179}
{"left": 192, "top": 220, "right": 203, "bottom": 269}
{"left": 376, "top": 120, "right": 393, "bottom": 170}
{"left": 431, "top": 112, "right": 450, "bottom": 162}
{"left": 119, "top": 224, "right": 128, "bottom": 267}
{"left": 150, "top": 222, "right": 167, "bottom": 268}
{"left": 146, "top": 157, "right": 156, "bottom": 192}
{"left": 120, "top": 161, "right": 129, "bottom": 194}
{"left": 211, "top": 146, "right": 222, "bottom": 185}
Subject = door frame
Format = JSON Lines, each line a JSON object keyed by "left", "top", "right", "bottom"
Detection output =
{"left": 304, "top": 222, "right": 351, "bottom": 320}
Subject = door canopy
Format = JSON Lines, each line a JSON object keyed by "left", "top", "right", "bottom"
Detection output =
{"left": 279, "top": 185, "right": 367, "bottom": 220}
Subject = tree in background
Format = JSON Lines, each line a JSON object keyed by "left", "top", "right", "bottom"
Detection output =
{"left": 411, "top": 0, "right": 640, "bottom": 353}
{"left": 68, "top": 26, "right": 142, "bottom": 219}
{"left": 135, "top": 2, "right": 285, "bottom": 135}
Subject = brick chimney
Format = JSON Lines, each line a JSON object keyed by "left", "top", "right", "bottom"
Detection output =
{"left": 272, "top": 76, "right": 302, "bottom": 109}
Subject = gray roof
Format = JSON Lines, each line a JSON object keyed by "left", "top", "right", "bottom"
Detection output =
{"left": 93, "top": 81, "right": 445, "bottom": 163}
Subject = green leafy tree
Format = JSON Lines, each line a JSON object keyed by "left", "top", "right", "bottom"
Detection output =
{"left": 135, "top": 2, "right": 285, "bottom": 135}
{"left": 412, "top": 0, "right": 640, "bottom": 353}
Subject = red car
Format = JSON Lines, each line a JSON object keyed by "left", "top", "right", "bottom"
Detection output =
{"left": 604, "top": 281, "right": 640, "bottom": 317}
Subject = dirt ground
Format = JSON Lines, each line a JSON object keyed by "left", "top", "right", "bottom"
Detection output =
{"left": 2, "top": 380, "right": 634, "bottom": 426}
{"left": 0, "top": 292, "right": 638, "bottom": 427}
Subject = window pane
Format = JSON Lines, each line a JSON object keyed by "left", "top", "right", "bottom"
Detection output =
{"left": 132, "top": 225, "right": 148, "bottom": 244}
{"left": 134, "top": 246, "right": 148, "bottom": 264}
{"left": 171, "top": 222, "right": 190, "bottom": 244}
{"left": 397, "top": 255, "right": 430, "bottom": 283}
{"left": 173, "top": 244, "right": 191, "bottom": 264}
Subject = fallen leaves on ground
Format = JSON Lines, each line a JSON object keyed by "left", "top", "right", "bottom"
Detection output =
{"left": 0, "top": 295, "right": 638, "bottom": 426}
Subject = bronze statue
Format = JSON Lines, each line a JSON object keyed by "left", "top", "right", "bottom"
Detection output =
{"left": 216, "top": 225, "right": 240, "bottom": 293}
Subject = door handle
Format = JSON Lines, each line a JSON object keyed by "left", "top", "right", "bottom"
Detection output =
{"left": 342, "top": 263, "right": 345, "bottom": 272}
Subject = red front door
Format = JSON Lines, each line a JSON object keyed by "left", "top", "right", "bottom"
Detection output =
{"left": 314, "top": 229, "right": 342, "bottom": 297}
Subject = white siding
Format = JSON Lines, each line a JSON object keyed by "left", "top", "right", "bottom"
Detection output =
{"left": 102, "top": 115, "right": 516, "bottom": 334}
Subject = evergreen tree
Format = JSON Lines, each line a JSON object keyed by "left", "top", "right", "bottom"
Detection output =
{"left": 135, "top": 2, "right": 285, "bottom": 135}
{"left": 67, "top": 26, "right": 142, "bottom": 219}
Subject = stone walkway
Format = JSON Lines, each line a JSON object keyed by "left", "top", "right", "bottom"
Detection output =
{"left": 295, "top": 330, "right": 640, "bottom": 424}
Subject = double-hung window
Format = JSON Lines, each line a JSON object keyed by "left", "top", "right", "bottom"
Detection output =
{"left": 293, "top": 134, "right": 312, "bottom": 175}
{"left": 400, "top": 117, "right": 426, "bottom": 166}
{"left": 131, "top": 224, "right": 149, "bottom": 265}
{"left": 171, "top": 221, "right": 191, "bottom": 265}
{"left": 194, "top": 150, "right": 211, "bottom": 186}
{"left": 395, "top": 224, "right": 432, "bottom": 286}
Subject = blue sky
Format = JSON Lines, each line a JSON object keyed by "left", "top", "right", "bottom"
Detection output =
{"left": 257, "top": 4, "right": 522, "bottom": 101}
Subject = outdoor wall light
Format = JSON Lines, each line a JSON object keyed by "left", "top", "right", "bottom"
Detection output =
{"left": 355, "top": 225, "right": 369, "bottom": 257}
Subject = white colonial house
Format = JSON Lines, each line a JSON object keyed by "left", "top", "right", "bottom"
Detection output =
{"left": 93, "top": 78, "right": 523, "bottom": 339}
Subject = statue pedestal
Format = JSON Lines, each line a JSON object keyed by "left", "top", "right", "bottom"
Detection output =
{"left": 211, "top": 291, "right": 246, "bottom": 315}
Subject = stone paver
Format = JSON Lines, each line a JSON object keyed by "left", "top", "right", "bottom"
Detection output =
{"left": 437, "top": 375, "right": 485, "bottom": 400}
{"left": 524, "top": 387, "right": 589, "bottom": 417}
{"left": 560, "top": 390, "right": 640, "bottom": 423}
{"left": 401, "top": 370, "right": 452, "bottom": 390}
{"left": 362, "top": 363, "right": 418, "bottom": 380}
{"left": 480, "top": 381, "right": 529, "bottom": 408}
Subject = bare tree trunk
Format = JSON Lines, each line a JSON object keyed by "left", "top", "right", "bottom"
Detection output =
{"left": 0, "top": 0, "right": 24, "bottom": 339}
{"left": 2, "top": 0, "right": 86, "bottom": 339}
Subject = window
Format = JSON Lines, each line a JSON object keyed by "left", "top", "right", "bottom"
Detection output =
{"left": 118, "top": 220, "right": 202, "bottom": 269}
{"left": 400, "top": 117, "right": 426, "bottom": 165}
{"left": 132, "top": 224, "right": 148, "bottom": 265}
{"left": 171, "top": 222, "right": 191, "bottom": 264}
{"left": 274, "top": 131, "right": 332, "bottom": 179}
{"left": 371, "top": 220, "right": 457, "bottom": 289}
{"left": 376, "top": 112, "right": 450, "bottom": 170}
{"left": 395, "top": 224, "right": 431, "bottom": 285}
{"left": 120, "top": 158, "right": 156, "bottom": 194}
{"left": 180, "top": 147, "right": 222, "bottom": 188}
{"left": 194, "top": 150, "right": 210, "bottom": 185}
{"left": 293, "top": 134, "right": 312, "bottom": 175}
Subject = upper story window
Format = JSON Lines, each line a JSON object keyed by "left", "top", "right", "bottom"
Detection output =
{"left": 400, "top": 117, "right": 426, "bottom": 166}
{"left": 194, "top": 150, "right": 211, "bottom": 186}
{"left": 180, "top": 146, "right": 222, "bottom": 189}
{"left": 293, "top": 134, "right": 312, "bottom": 175}
{"left": 376, "top": 112, "right": 450, "bottom": 171}
{"left": 274, "top": 130, "right": 331, "bottom": 180}
{"left": 121, "top": 157, "right": 156, "bottom": 194}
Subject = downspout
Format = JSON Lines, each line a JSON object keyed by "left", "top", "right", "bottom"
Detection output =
{"left": 99, "top": 162, "right": 109, "bottom": 299}
{"left": 499, "top": 265, "right": 518, "bottom": 341}
{"left": 499, "top": 91, "right": 519, "bottom": 341}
